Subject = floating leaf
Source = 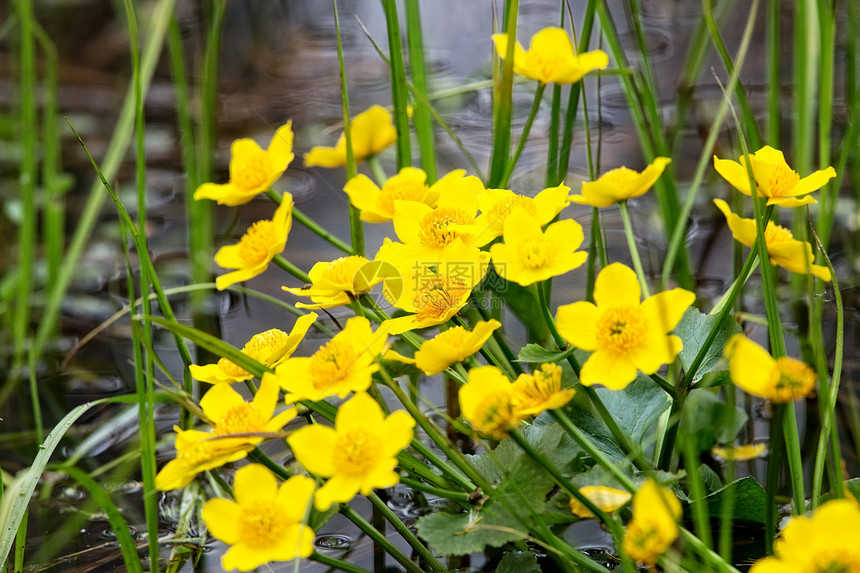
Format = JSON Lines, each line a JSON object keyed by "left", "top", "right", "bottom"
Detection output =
{"left": 416, "top": 511, "right": 524, "bottom": 556}
{"left": 496, "top": 551, "right": 541, "bottom": 573}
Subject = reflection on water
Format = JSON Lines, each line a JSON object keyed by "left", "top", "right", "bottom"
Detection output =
{"left": 1, "top": 0, "right": 857, "bottom": 571}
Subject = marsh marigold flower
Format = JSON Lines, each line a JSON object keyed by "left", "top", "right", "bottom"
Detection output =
{"left": 202, "top": 464, "right": 315, "bottom": 571}
{"left": 266, "top": 316, "right": 388, "bottom": 403}
{"left": 459, "top": 366, "right": 522, "bottom": 439}
{"left": 386, "top": 319, "right": 501, "bottom": 376}
{"left": 215, "top": 193, "right": 294, "bottom": 290}
{"left": 489, "top": 209, "right": 587, "bottom": 286}
{"left": 622, "top": 479, "right": 682, "bottom": 566}
{"left": 374, "top": 177, "right": 488, "bottom": 269}
{"left": 555, "top": 263, "right": 695, "bottom": 390}
{"left": 568, "top": 157, "right": 671, "bottom": 207}
{"left": 304, "top": 105, "right": 396, "bottom": 168}
{"left": 714, "top": 145, "right": 836, "bottom": 208}
{"left": 459, "top": 183, "right": 570, "bottom": 246}
{"left": 492, "top": 27, "right": 608, "bottom": 85}
{"left": 713, "top": 198, "right": 831, "bottom": 281}
{"left": 724, "top": 334, "right": 816, "bottom": 403}
{"left": 381, "top": 260, "right": 488, "bottom": 335}
{"left": 511, "top": 362, "right": 576, "bottom": 416}
{"left": 288, "top": 392, "right": 415, "bottom": 510}
{"left": 749, "top": 498, "right": 860, "bottom": 573}
{"left": 343, "top": 167, "right": 481, "bottom": 223}
{"left": 189, "top": 313, "right": 317, "bottom": 385}
{"left": 569, "top": 486, "right": 632, "bottom": 519}
{"left": 194, "top": 122, "right": 295, "bottom": 206}
{"left": 282, "top": 256, "right": 391, "bottom": 309}
{"left": 155, "top": 376, "right": 296, "bottom": 490}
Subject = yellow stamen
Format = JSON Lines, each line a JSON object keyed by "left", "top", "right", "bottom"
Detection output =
{"left": 213, "top": 403, "right": 266, "bottom": 436}
{"left": 417, "top": 207, "right": 472, "bottom": 247}
{"left": 238, "top": 502, "right": 287, "bottom": 547}
{"left": 595, "top": 306, "right": 647, "bottom": 353}
{"left": 412, "top": 276, "right": 469, "bottom": 322}
{"left": 332, "top": 427, "right": 380, "bottom": 475}
{"left": 238, "top": 220, "right": 277, "bottom": 264}
{"left": 309, "top": 339, "right": 358, "bottom": 389}
{"left": 761, "top": 161, "right": 800, "bottom": 197}
{"left": 217, "top": 356, "right": 250, "bottom": 379}
{"left": 233, "top": 151, "right": 273, "bottom": 191}
{"left": 771, "top": 357, "right": 816, "bottom": 402}
{"left": 486, "top": 195, "right": 537, "bottom": 226}
{"left": 379, "top": 179, "right": 429, "bottom": 214}
{"left": 516, "top": 233, "right": 551, "bottom": 269}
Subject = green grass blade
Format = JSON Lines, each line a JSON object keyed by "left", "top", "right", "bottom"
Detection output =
{"left": 488, "top": 0, "right": 519, "bottom": 186}
{"left": 58, "top": 466, "right": 144, "bottom": 573}
{"left": 767, "top": 0, "right": 781, "bottom": 144}
{"left": 381, "top": 0, "right": 412, "bottom": 171}
{"left": 0, "top": 399, "right": 114, "bottom": 566}
{"left": 405, "top": 0, "right": 436, "bottom": 181}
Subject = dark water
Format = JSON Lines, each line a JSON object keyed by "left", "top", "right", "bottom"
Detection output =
{"left": 2, "top": 0, "right": 858, "bottom": 571}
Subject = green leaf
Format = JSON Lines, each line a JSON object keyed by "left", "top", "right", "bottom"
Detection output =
{"left": 416, "top": 511, "right": 525, "bottom": 556}
{"left": 683, "top": 389, "right": 748, "bottom": 451}
{"left": 699, "top": 476, "right": 768, "bottom": 524}
{"left": 676, "top": 307, "right": 741, "bottom": 382}
{"left": 516, "top": 343, "right": 575, "bottom": 364}
{"left": 489, "top": 277, "right": 548, "bottom": 342}
{"left": 594, "top": 373, "right": 672, "bottom": 445}
{"left": 698, "top": 463, "right": 723, "bottom": 495}
{"left": 496, "top": 551, "right": 541, "bottom": 573}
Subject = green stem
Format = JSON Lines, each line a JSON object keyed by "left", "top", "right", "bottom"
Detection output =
{"left": 399, "top": 477, "right": 472, "bottom": 504}
{"left": 366, "top": 154, "right": 388, "bottom": 186}
{"left": 499, "top": 82, "right": 546, "bottom": 188}
{"left": 310, "top": 552, "right": 373, "bottom": 573}
{"left": 657, "top": 388, "right": 685, "bottom": 470}
{"left": 340, "top": 506, "right": 426, "bottom": 573}
{"left": 368, "top": 492, "right": 447, "bottom": 572}
{"left": 488, "top": 0, "right": 519, "bottom": 186}
{"left": 272, "top": 254, "right": 312, "bottom": 284}
{"left": 267, "top": 188, "right": 356, "bottom": 254}
{"left": 618, "top": 200, "right": 650, "bottom": 298}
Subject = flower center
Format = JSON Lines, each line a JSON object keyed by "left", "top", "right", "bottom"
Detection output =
{"left": 811, "top": 549, "right": 860, "bottom": 573}
{"left": 595, "top": 306, "right": 647, "bottom": 354}
{"left": 177, "top": 439, "right": 223, "bottom": 468}
{"left": 599, "top": 167, "right": 639, "bottom": 191}
{"left": 770, "top": 357, "right": 816, "bottom": 402}
{"left": 486, "top": 195, "right": 537, "bottom": 230}
{"left": 309, "top": 339, "right": 359, "bottom": 390}
{"left": 763, "top": 221, "right": 795, "bottom": 245}
{"left": 517, "top": 363, "right": 563, "bottom": 404}
{"left": 213, "top": 402, "right": 267, "bottom": 436}
{"left": 623, "top": 520, "right": 670, "bottom": 564}
{"left": 332, "top": 427, "right": 380, "bottom": 475}
{"left": 473, "top": 391, "right": 518, "bottom": 438}
{"left": 526, "top": 50, "right": 565, "bottom": 82}
{"left": 516, "top": 232, "right": 552, "bottom": 269}
{"left": 759, "top": 161, "right": 800, "bottom": 197}
{"left": 434, "top": 326, "right": 471, "bottom": 348}
{"left": 238, "top": 220, "right": 278, "bottom": 265}
{"left": 238, "top": 501, "right": 287, "bottom": 547}
{"left": 232, "top": 150, "right": 273, "bottom": 191}
{"left": 417, "top": 207, "right": 472, "bottom": 247}
{"left": 379, "top": 178, "right": 429, "bottom": 215}
{"left": 244, "top": 328, "right": 291, "bottom": 366}
{"left": 413, "top": 276, "right": 470, "bottom": 322}
{"left": 216, "top": 356, "right": 251, "bottom": 379}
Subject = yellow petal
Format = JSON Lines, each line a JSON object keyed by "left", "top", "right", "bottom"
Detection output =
{"left": 713, "top": 198, "right": 757, "bottom": 247}
{"left": 622, "top": 157, "right": 671, "bottom": 198}
{"left": 304, "top": 145, "right": 346, "bottom": 168}
{"left": 336, "top": 391, "right": 386, "bottom": 433}
{"left": 593, "top": 263, "right": 641, "bottom": 308}
{"left": 233, "top": 464, "right": 279, "bottom": 505}
{"left": 315, "top": 474, "right": 362, "bottom": 511}
{"left": 200, "top": 383, "right": 245, "bottom": 423}
{"left": 724, "top": 334, "right": 777, "bottom": 399}
{"left": 791, "top": 166, "right": 836, "bottom": 196}
{"left": 343, "top": 174, "right": 383, "bottom": 216}
{"left": 713, "top": 156, "right": 752, "bottom": 195}
{"left": 276, "top": 474, "right": 316, "bottom": 524}
{"left": 288, "top": 424, "right": 338, "bottom": 477}
{"left": 350, "top": 105, "right": 397, "bottom": 160}
{"left": 579, "top": 348, "right": 638, "bottom": 389}
{"left": 201, "top": 498, "right": 242, "bottom": 545}
{"left": 266, "top": 121, "right": 295, "bottom": 175}
{"left": 641, "top": 288, "right": 696, "bottom": 334}
{"left": 556, "top": 301, "right": 600, "bottom": 350}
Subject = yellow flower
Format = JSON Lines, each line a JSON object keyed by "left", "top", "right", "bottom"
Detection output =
{"left": 214, "top": 193, "right": 294, "bottom": 290}
{"left": 711, "top": 442, "right": 768, "bottom": 461}
{"left": 622, "top": 479, "right": 682, "bottom": 566}
{"left": 343, "top": 167, "right": 483, "bottom": 223}
{"left": 556, "top": 263, "right": 695, "bottom": 390}
{"left": 304, "top": 105, "right": 397, "bottom": 168}
{"left": 453, "top": 184, "right": 571, "bottom": 247}
{"left": 713, "top": 199, "right": 831, "bottom": 281}
{"left": 569, "top": 486, "right": 632, "bottom": 519}
{"left": 492, "top": 27, "right": 608, "bottom": 85}
{"left": 381, "top": 260, "right": 488, "bottom": 335}
{"left": 459, "top": 366, "right": 522, "bottom": 439}
{"left": 749, "top": 498, "right": 860, "bottom": 573}
{"left": 568, "top": 157, "right": 671, "bottom": 207}
{"left": 155, "top": 376, "right": 296, "bottom": 490}
{"left": 194, "top": 122, "right": 295, "bottom": 206}
{"left": 489, "top": 209, "right": 587, "bottom": 286}
{"left": 724, "top": 334, "right": 816, "bottom": 403}
{"left": 202, "top": 464, "right": 315, "bottom": 571}
{"left": 387, "top": 319, "right": 501, "bottom": 376}
{"left": 511, "top": 362, "right": 576, "bottom": 416}
{"left": 374, "top": 177, "right": 487, "bottom": 268}
{"left": 713, "top": 146, "right": 836, "bottom": 208}
{"left": 189, "top": 313, "right": 317, "bottom": 384}
{"left": 266, "top": 316, "right": 388, "bottom": 403}
{"left": 288, "top": 392, "right": 415, "bottom": 511}
{"left": 282, "top": 256, "right": 392, "bottom": 309}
